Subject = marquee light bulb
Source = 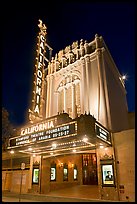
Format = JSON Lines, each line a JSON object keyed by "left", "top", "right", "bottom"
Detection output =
{"left": 83, "top": 137, "right": 88, "bottom": 142}
{"left": 52, "top": 143, "right": 57, "bottom": 148}
{"left": 28, "top": 147, "right": 32, "bottom": 151}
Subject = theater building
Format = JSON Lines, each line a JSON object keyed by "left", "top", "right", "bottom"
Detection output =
{"left": 2, "top": 20, "right": 135, "bottom": 201}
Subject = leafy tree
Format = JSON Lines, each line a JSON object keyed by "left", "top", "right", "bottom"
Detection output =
{"left": 2, "top": 107, "right": 15, "bottom": 151}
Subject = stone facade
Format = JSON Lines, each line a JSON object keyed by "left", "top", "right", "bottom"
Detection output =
{"left": 113, "top": 129, "right": 135, "bottom": 202}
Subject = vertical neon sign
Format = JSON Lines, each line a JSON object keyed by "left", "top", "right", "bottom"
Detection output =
{"left": 29, "top": 20, "right": 47, "bottom": 123}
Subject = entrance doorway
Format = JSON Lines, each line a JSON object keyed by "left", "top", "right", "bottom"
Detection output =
{"left": 82, "top": 153, "right": 98, "bottom": 185}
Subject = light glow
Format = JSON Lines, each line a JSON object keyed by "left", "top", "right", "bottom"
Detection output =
{"left": 83, "top": 138, "right": 88, "bottom": 142}
{"left": 28, "top": 147, "right": 32, "bottom": 151}
{"left": 10, "top": 150, "right": 14, "bottom": 154}
{"left": 52, "top": 143, "right": 57, "bottom": 149}
{"left": 122, "top": 75, "right": 127, "bottom": 80}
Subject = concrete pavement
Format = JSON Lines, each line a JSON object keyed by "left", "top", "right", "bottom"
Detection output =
{"left": 2, "top": 185, "right": 126, "bottom": 202}
{"left": 2, "top": 194, "right": 123, "bottom": 203}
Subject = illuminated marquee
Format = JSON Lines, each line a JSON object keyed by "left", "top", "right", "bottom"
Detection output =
{"left": 9, "top": 121, "right": 77, "bottom": 148}
{"left": 34, "top": 21, "right": 46, "bottom": 115}
{"left": 95, "top": 124, "right": 111, "bottom": 144}
{"left": 21, "top": 120, "right": 54, "bottom": 136}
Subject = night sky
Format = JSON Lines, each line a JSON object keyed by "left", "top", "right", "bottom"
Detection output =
{"left": 2, "top": 1, "right": 135, "bottom": 126}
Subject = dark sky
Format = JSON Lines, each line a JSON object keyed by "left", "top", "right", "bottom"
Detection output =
{"left": 2, "top": 1, "right": 135, "bottom": 126}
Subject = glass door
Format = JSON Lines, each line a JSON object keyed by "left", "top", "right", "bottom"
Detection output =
{"left": 82, "top": 153, "right": 98, "bottom": 185}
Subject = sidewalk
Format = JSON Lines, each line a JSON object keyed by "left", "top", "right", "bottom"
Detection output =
{"left": 2, "top": 191, "right": 125, "bottom": 203}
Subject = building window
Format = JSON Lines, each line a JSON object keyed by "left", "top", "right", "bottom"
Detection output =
{"left": 63, "top": 163, "right": 68, "bottom": 181}
{"left": 50, "top": 162, "right": 56, "bottom": 181}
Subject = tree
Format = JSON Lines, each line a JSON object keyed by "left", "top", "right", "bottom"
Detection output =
{"left": 2, "top": 107, "right": 14, "bottom": 151}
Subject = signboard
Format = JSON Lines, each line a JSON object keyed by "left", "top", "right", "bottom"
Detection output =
{"left": 33, "top": 20, "right": 47, "bottom": 116}
{"left": 9, "top": 121, "right": 77, "bottom": 148}
{"left": 32, "top": 168, "right": 39, "bottom": 184}
{"left": 21, "top": 163, "right": 25, "bottom": 170}
{"left": 102, "top": 164, "right": 114, "bottom": 185}
{"left": 74, "top": 168, "right": 78, "bottom": 180}
{"left": 100, "top": 160, "right": 115, "bottom": 187}
{"left": 63, "top": 167, "right": 68, "bottom": 181}
{"left": 20, "top": 119, "right": 56, "bottom": 136}
{"left": 50, "top": 167, "right": 56, "bottom": 181}
{"left": 95, "top": 124, "right": 111, "bottom": 144}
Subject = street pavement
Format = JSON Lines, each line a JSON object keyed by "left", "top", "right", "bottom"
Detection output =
{"left": 2, "top": 185, "right": 126, "bottom": 202}
{"left": 2, "top": 193, "right": 126, "bottom": 203}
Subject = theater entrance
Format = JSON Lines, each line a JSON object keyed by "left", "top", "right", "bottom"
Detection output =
{"left": 82, "top": 153, "right": 98, "bottom": 185}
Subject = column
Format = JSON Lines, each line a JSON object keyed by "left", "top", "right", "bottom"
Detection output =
{"left": 46, "top": 76, "right": 50, "bottom": 118}
{"left": 79, "top": 81, "right": 83, "bottom": 114}
{"left": 80, "top": 58, "right": 88, "bottom": 114}
{"left": 28, "top": 156, "right": 33, "bottom": 190}
{"left": 56, "top": 91, "right": 59, "bottom": 114}
{"left": 96, "top": 46, "right": 108, "bottom": 128}
{"left": 72, "top": 83, "right": 76, "bottom": 119}
{"left": 40, "top": 69, "right": 46, "bottom": 118}
{"left": 85, "top": 56, "right": 90, "bottom": 113}
{"left": 63, "top": 87, "right": 67, "bottom": 112}
{"left": 49, "top": 75, "right": 54, "bottom": 117}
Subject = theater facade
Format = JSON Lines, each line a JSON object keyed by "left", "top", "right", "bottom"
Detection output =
{"left": 2, "top": 20, "right": 135, "bottom": 201}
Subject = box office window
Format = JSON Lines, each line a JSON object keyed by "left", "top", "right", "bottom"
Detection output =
{"left": 63, "top": 163, "right": 68, "bottom": 181}
{"left": 50, "top": 162, "right": 56, "bottom": 181}
{"left": 32, "top": 168, "right": 39, "bottom": 184}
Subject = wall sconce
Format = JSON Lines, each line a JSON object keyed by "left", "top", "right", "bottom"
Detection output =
{"left": 58, "top": 162, "right": 63, "bottom": 168}
{"left": 71, "top": 163, "right": 74, "bottom": 168}
{"left": 10, "top": 150, "right": 14, "bottom": 154}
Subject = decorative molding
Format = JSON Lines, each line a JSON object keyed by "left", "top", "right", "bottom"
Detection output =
{"left": 100, "top": 153, "right": 113, "bottom": 160}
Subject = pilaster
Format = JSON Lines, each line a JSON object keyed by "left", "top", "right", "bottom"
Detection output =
{"left": 63, "top": 87, "right": 67, "bottom": 112}
{"left": 85, "top": 55, "right": 90, "bottom": 113}
{"left": 46, "top": 76, "right": 50, "bottom": 118}
{"left": 49, "top": 75, "right": 54, "bottom": 117}
{"left": 95, "top": 47, "right": 108, "bottom": 128}
{"left": 72, "top": 83, "right": 76, "bottom": 119}
{"left": 80, "top": 58, "right": 88, "bottom": 114}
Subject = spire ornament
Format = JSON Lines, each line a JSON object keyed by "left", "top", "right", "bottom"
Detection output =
{"left": 38, "top": 19, "right": 47, "bottom": 32}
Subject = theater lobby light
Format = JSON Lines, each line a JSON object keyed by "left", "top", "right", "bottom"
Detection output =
{"left": 10, "top": 150, "right": 14, "bottom": 154}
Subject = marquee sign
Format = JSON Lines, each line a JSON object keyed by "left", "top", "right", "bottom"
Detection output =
{"left": 21, "top": 120, "right": 54, "bottom": 136}
{"left": 28, "top": 20, "right": 47, "bottom": 123}
{"left": 33, "top": 20, "right": 47, "bottom": 115}
{"left": 95, "top": 123, "right": 111, "bottom": 144}
{"left": 9, "top": 121, "right": 77, "bottom": 148}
